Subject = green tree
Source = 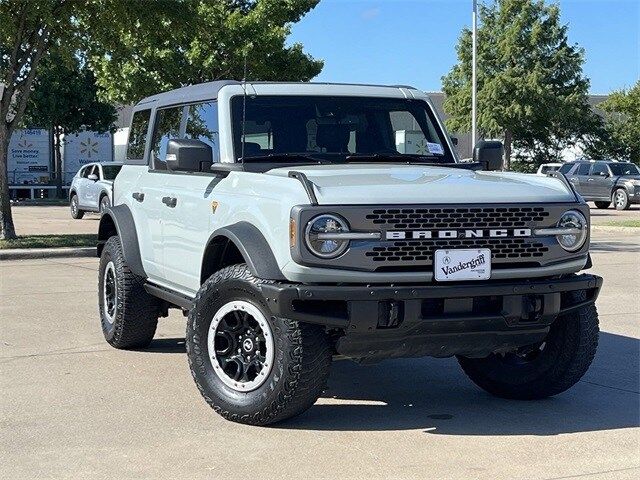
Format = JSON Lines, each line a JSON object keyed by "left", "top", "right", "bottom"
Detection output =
{"left": 442, "top": 0, "right": 597, "bottom": 170}
{"left": 1, "top": 0, "right": 321, "bottom": 239}
{"left": 1, "top": 0, "right": 77, "bottom": 239}
{"left": 84, "top": 0, "right": 323, "bottom": 104}
{"left": 584, "top": 81, "right": 640, "bottom": 164}
{"left": 24, "top": 51, "right": 117, "bottom": 197}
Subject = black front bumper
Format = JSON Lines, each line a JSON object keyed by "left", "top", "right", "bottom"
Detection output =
{"left": 260, "top": 274, "right": 602, "bottom": 362}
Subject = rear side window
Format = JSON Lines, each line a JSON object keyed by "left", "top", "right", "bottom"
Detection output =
{"left": 151, "top": 106, "right": 184, "bottom": 169}
{"left": 127, "top": 109, "right": 151, "bottom": 162}
{"left": 590, "top": 163, "right": 608, "bottom": 175}
{"left": 576, "top": 163, "right": 591, "bottom": 175}
{"left": 558, "top": 163, "right": 573, "bottom": 174}
{"left": 185, "top": 102, "right": 219, "bottom": 162}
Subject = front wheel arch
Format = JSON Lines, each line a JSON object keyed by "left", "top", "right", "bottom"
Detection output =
{"left": 201, "top": 222, "right": 286, "bottom": 284}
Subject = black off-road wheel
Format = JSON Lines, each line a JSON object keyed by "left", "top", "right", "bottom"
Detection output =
{"left": 70, "top": 194, "right": 84, "bottom": 219}
{"left": 98, "top": 236, "right": 160, "bottom": 349}
{"left": 458, "top": 291, "right": 599, "bottom": 400}
{"left": 186, "top": 264, "right": 332, "bottom": 426}
{"left": 594, "top": 201, "right": 610, "bottom": 209}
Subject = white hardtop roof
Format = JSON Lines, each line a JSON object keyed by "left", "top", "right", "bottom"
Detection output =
{"left": 135, "top": 81, "right": 425, "bottom": 108}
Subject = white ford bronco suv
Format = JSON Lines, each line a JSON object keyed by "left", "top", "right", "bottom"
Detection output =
{"left": 97, "top": 81, "right": 602, "bottom": 425}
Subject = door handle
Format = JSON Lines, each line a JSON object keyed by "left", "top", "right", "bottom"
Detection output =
{"left": 587, "top": 178, "right": 594, "bottom": 182}
{"left": 132, "top": 192, "right": 145, "bottom": 202}
{"left": 162, "top": 196, "right": 177, "bottom": 208}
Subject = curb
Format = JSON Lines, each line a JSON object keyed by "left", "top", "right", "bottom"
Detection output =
{"left": 592, "top": 225, "right": 639, "bottom": 234}
{"left": 0, "top": 247, "right": 95, "bottom": 261}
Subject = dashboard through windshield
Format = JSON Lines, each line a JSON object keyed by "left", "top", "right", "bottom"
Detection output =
{"left": 230, "top": 95, "right": 454, "bottom": 163}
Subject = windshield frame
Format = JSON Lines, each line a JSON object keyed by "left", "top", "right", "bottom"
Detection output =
{"left": 229, "top": 95, "right": 456, "bottom": 165}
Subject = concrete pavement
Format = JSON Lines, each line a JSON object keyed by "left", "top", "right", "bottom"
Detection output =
{"left": 10, "top": 205, "right": 99, "bottom": 236}
{"left": 1, "top": 230, "right": 638, "bottom": 480}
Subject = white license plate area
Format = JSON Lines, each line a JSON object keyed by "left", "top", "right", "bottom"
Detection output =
{"left": 434, "top": 249, "right": 491, "bottom": 282}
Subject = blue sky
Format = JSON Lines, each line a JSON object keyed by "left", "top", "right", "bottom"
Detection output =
{"left": 289, "top": 0, "right": 639, "bottom": 94}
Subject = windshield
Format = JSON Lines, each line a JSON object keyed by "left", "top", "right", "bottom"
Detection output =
{"left": 102, "top": 165, "right": 122, "bottom": 180}
{"left": 609, "top": 163, "right": 640, "bottom": 176}
{"left": 231, "top": 96, "right": 454, "bottom": 163}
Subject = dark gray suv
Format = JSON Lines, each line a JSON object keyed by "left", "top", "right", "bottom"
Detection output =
{"left": 559, "top": 160, "right": 640, "bottom": 210}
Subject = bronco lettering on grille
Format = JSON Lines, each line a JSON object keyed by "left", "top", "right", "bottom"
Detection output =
{"left": 385, "top": 228, "right": 532, "bottom": 240}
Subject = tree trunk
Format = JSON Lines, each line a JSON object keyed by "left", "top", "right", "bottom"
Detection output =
{"left": 54, "top": 126, "right": 63, "bottom": 198}
{"left": 0, "top": 123, "right": 17, "bottom": 239}
{"left": 503, "top": 129, "right": 512, "bottom": 171}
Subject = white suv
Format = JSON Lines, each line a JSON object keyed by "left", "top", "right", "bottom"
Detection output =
{"left": 97, "top": 81, "right": 602, "bottom": 425}
{"left": 69, "top": 162, "right": 122, "bottom": 218}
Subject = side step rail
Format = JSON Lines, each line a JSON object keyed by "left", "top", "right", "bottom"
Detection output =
{"left": 144, "top": 283, "right": 194, "bottom": 310}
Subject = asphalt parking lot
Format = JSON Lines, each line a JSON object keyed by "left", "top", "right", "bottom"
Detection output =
{"left": 1, "top": 233, "right": 639, "bottom": 479}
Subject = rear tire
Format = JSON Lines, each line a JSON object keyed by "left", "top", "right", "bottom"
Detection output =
{"left": 186, "top": 264, "right": 332, "bottom": 425}
{"left": 594, "top": 201, "right": 610, "bottom": 209}
{"left": 70, "top": 194, "right": 84, "bottom": 219}
{"left": 98, "top": 236, "right": 159, "bottom": 349}
{"left": 613, "top": 189, "right": 630, "bottom": 210}
{"left": 458, "top": 291, "right": 599, "bottom": 400}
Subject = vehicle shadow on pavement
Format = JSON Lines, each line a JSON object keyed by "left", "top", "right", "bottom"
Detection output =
{"left": 279, "top": 331, "right": 639, "bottom": 434}
{"left": 135, "top": 337, "right": 186, "bottom": 354}
{"left": 590, "top": 240, "right": 640, "bottom": 253}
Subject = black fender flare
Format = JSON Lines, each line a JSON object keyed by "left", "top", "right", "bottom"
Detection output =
{"left": 204, "top": 222, "right": 286, "bottom": 281}
{"left": 97, "top": 204, "right": 146, "bottom": 278}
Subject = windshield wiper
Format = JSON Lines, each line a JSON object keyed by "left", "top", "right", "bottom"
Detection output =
{"left": 344, "top": 152, "right": 448, "bottom": 162}
{"left": 240, "top": 152, "right": 323, "bottom": 163}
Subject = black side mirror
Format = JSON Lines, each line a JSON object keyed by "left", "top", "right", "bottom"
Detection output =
{"left": 473, "top": 140, "right": 504, "bottom": 171}
{"left": 166, "top": 139, "right": 213, "bottom": 172}
{"left": 450, "top": 136, "right": 459, "bottom": 146}
{"left": 599, "top": 171, "right": 609, "bottom": 178}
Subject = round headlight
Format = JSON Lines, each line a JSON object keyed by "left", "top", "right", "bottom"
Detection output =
{"left": 556, "top": 210, "right": 588, "bottom": 252}
{"left": 305, "top": 214, "right": 350, "bottom": 258}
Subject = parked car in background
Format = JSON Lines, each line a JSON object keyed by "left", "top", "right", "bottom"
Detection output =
{"left": 69, "top": 162, "right": 123, "bottom": 219}
{"left": 559, "top": 160, "right": 640, "bottom": 210}
{"left": 536, "top": 163, "right": 563, "bottom": 176}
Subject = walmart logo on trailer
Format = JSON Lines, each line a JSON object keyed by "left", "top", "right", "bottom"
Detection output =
{"left": 80, "top": 138, "right": 99, "bottom": 158}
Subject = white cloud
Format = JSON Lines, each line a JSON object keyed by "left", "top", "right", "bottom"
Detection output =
{"left": 361, "top": 7, "right": 380, "bottom": 20}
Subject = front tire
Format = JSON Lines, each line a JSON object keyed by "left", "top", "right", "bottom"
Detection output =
{"left": 98, "top": 236, "right": 159, "bottom": 349}
{"left": 458, "top": 292, "right": 599, "bottom": 400}
{"left": 594, "top": 201, "right": 610, "bottom": 209}
{"left": 186, "top": 264, "right": 332, "bottom": 425}
{"left": 70, "top": 194, "right": 84, "bottom": 219}
{"left": 99, "top": 195, "right": 110, "bottom": 214}
{"left": 613, "top": 189, "right": 630, "bottom": 210}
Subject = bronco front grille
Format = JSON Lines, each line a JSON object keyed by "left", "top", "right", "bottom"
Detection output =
{"left": 365, "top": 238, "right": 549, "bottom": 263}
{"left": 365, "top": 206, "right": 549, "bottom": 230}
{"left": 291, "top": 203, "right": 583, "bottom": 273}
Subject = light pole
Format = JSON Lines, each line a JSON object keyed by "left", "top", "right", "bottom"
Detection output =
{"left": 471, "top": 0, "right": 478, "bottom": 148}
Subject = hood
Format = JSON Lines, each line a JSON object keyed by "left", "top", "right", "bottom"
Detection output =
{"left": 267, "top": 164, "right": 576, "bottom": 204}
{"left": 616, "top": 175, "right": 640, "bottom": 182}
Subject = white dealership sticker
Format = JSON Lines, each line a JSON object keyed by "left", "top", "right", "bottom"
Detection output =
{"left": 434, "top": 249, "right": 491, "bottom": 282}
{"left": 427, "top": 142, "right": 445, "bottom": 155}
